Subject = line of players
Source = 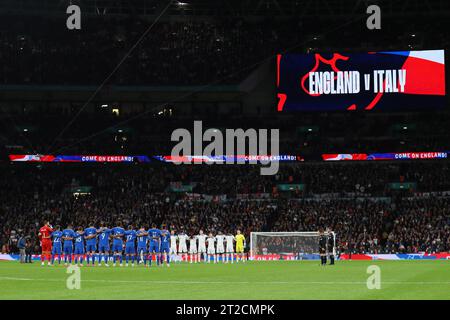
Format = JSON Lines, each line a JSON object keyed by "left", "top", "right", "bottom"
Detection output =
{"left": 38, "top": 221, "right": 247, "bottom": 267}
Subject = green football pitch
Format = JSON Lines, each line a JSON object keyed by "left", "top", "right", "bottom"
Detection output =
{"left": 0, "top": 260, "right": 449, "bottom": 299}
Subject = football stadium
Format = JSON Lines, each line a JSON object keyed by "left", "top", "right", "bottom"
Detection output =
{"left": 0, "top": 0, "right": 449, "bottom": 302}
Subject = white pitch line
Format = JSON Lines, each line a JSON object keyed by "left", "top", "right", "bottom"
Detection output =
{"left": 0, "top": 277, "right": 449, "bottom": 285}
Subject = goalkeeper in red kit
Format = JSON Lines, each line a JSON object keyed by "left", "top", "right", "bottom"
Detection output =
{"left": 38, "top": 221, "right": 53, "bottom": 266}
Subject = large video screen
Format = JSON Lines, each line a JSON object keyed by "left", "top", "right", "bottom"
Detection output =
{"left": 277, "top": 50, "right": 446, "bottom": 112}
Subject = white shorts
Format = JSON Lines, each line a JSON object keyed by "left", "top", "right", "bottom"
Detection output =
{"left": 198, "top": 244, "right": 206, "bottom": 253}
{"left": 207, "top": 247, "right": 216, "bottom": 255}
{"left": 226, "top": 245, "right": 234, "bottom": 253}
{"left": 178, "top": 243, "right": 188, "bottom": 253}
{"left": 216, "top": 245, "right": 225, "bottom": 254}
{"left": 189, "top": 247, "right": 197, "bottom": 254}
{"left": 170, "top": 246, "right": 177, "bottom": 254}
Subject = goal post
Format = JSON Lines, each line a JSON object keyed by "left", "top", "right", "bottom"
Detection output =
{"left": 250, "top": 231, "right": 336, "bottom": 261}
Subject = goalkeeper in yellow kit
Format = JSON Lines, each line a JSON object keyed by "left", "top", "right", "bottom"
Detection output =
{"left": 235, "top": 230, "right": 246, "bottom": 263}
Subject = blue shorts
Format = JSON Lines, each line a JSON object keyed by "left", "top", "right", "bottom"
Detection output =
{"left": 86, "top": 244, "right": 96, "bottom": 252}
{"left": 137, "top": 246, "right": 147, "bottom": 254}
{"left": 74, "top": 247, "right": 84, "bottom": 255}
{"left": 160, "top": 246, "right": 170, "bottom": 253}
{"left": 125, "top": 246, "right": 136, "bottom": 254}
{"left": 98, "top": 244, "right": 110, "bottom": 252}
{"left": 149, "top": 242, "right": 160, "bottom": 253}
{"left": 52, "top": 246, "right": 62, "bottom": 255}
{"left": 112, "top": 243, "right": 123, "bottom": 252}
{"left": 63, "top": 246, "right": 73, "bottom": 255}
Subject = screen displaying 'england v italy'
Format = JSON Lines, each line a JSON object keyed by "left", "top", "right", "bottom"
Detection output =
{"left": 276, "top": 50, "right": 446, "bottom": 112}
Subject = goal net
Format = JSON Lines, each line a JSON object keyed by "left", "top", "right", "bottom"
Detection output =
{"left": 250, "top": 232, "right": 335, "bottom": 261}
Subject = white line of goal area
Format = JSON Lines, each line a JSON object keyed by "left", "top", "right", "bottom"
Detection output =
{"left": 0, "top": 277, "right": 449, "bottom": 285}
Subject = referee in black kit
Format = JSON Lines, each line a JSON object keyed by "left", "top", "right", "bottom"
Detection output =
{"left": 327, "top": 227, "right": 335, "bottom": 265}
{"left": 318, "top": 228, "right": 327, "bottom": 266}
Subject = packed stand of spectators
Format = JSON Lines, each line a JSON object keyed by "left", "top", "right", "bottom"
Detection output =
{"left": 1, "top": 163, "right": 449, "bottom": 255}
{"left": 384, "top": 197, "right": 450, "bottom": 254}
{"left": 0, "top": 16, "right": 298, "bottom": 85}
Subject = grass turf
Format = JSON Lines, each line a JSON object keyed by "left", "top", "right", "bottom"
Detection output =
{"left": 0, "top": 260, "right": 449, "bottom": 299}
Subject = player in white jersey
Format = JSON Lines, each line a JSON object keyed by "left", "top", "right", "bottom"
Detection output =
{"left": 169, "top": 230, "right": 179, "bottom": 263}
{"left": 188, "top": 235, "right": 198, "bottom": 263}
{"left": 215, "top": 231, "right": 226, "bottom": 263}
{"left": 225, "top": 234, "right": 235, "bottom": 263}
{"left": 196, "top": 230, "right": 208, "bottom": 263}
{"left": 177, "top": 231, "right": 189, "bottom": 262}
{"left": 206, "top": 233, "right": 216, "bottom": 264}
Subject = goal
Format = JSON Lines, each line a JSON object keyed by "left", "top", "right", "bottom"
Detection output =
{"left": 250, "top": 231, "right": 336, "bottom": 261}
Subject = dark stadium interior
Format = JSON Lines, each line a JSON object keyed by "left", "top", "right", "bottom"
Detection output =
{"left": 0, "top": 0, "right": 449, "bottom": 259}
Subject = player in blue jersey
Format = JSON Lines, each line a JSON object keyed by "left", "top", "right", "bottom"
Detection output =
{"left": 74, "top": 227, "right": 85, "bottom": 266}
{"left": 124, "top": 225, "right": 137, "bottom": 267}
{"left": 111, "top": 223, "right": 125, "bottom": 267}
{"left": 84, "top": 223, "right": 98, "bottom": 266}
{"left": 159, "top": 224, "right": 171, "bottom": 267}
{"left": 147, "top": 223, "right": 161, "bottom": 266}
{"left": 97, "top": 224, "right": 112, "bottom": 266}
{"left": 50, "top": 226, "right": 63, "bottom": 265}
{"left": 62, "top": 224, "right": 76, "bottom": 266}
{"left": 136, "top": 226, "right": 148, "bottom": 265}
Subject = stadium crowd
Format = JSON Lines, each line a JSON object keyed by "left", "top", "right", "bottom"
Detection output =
{"left": 1, "top": 163, "right": 449, "bottom": 256}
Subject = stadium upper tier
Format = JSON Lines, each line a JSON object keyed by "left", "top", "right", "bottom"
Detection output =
{"left": 3, "top": 0, "right": 450, "bottom": 18}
